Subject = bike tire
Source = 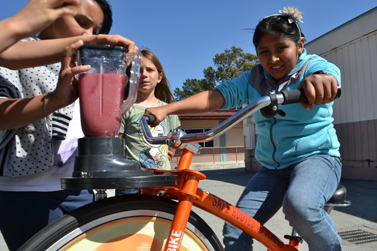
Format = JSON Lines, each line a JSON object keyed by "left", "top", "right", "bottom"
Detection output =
{"left": 19, "top": 194, "right": 224, "bottom": 251}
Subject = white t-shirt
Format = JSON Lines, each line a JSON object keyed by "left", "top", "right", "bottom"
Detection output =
{"left": 0, "top": 101, "right": 83, "bottom": 192}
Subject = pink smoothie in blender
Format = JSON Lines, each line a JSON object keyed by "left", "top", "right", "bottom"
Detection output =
{"left": 77, "top": 45, "right": 138, "bottom": 137}
{"left": 79, "top": 73, "right": 126, "bottom": 137}
{"left": 67, "top": 45, "right": 143, "bottom": 184}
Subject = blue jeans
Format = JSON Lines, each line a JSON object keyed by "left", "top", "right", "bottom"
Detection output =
{"left": 115, "top": 188, "right": 141, "bottom": 196}
{"left": 0, "top": 189, "right": 94, "bottom": 251}
{"left": 223, "top": 154, "right": 342, "bottom": 251}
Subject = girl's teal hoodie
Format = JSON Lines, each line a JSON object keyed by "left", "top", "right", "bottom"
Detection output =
{"left": 214, "top": 49, "right": 341, "bottom": 169}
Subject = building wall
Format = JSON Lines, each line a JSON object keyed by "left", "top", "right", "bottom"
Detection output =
{"left": 306, "top": 7, "right": 377, "bottom": 180}
{"left": 170, "top": 119, "right": 245, "bottom": 167}
{"left": 179, "top": 120, "right": 220, "bottom": 147}
{"left": 179, "top": 120, "right": 244, "bottom": 147}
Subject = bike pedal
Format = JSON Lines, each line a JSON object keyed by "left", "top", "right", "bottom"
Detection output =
{"left": 284, "top": 235, "right": 303, "bottom": 243}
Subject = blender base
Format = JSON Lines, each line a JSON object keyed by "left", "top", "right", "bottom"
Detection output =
{"left": 62, "top": 172, "right": 178, "bottom": 190}
{"left": 62, "top": 137, "right": 177, "bottom": 190}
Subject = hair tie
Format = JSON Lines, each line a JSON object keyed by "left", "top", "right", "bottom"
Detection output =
{"left": 259, "top": 6, "right": 304, "bottom": 43}
{"left": 279, "top": 6, "right": 304, "bottom": 24}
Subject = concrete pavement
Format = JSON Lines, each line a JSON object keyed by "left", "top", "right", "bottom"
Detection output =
{"left": 0, "top": 167, "right": 376, "bottom": 250}
{"left": 194, "top": 167, "right": 377, "bottom": 250}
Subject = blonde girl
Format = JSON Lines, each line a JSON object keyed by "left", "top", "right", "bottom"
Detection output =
{"left": 119, "top": 49, "right": 180, "bottom": 170}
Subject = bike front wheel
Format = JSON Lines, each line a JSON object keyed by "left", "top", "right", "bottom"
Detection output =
{"left": 19, "top": 194, "right": 223, "bottom": 251}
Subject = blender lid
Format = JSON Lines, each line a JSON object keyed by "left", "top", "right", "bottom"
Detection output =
{"left": 80, "top": 44, "right": 128, "bottom": 53}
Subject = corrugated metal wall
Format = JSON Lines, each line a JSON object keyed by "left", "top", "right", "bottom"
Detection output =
{"left": 321, "top": 32, "right": 377, "bottom": 179}
{"left": 305, "top": 7, "right": 377, "bottom": 180}
{"left": 323, "top": 33, "right": 377, "bottom": 124}
{"left": 319, "top": 32, "right": 377, "bottom": 165}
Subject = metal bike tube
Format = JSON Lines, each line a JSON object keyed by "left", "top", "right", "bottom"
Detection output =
{"left": 140, "top": 96, "right": 274, "bottom": 145}
{"left": 140, "top": 117, "right": 167, "bottom": 145}
{"left": 180, "top": 96, "right": 273, "bottom": 143}
{"left": 163, "top": 170, "right": 205, "bottom": 251}
{"left": 191, "top": 189, "right": 298, "bottom": 251}
{"left": 177, "top": 149, "right": 194, "bottom": 170}
{"left": 142, "top": 176, "right": 297, "bottom": 251}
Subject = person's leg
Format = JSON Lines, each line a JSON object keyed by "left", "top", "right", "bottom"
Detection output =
{"left": 223, "top": 167, "right": 290, "bottom": 251}
{"left": 53, "top": 189, "right": 95, "bottom": 221}
{"left": 282, "top": 154, "right": 342, "bottom": 251}
{"left": 0, "top": 191, "right": 51, "bottom": 251}
{"left": 115, "top": 188, "right": 140, "bottom": 196}
{"left": 0, "top": 189, "right": 94, "bottom": 251}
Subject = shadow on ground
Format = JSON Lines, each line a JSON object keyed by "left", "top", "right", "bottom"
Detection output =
{"left": 200, "top": 168, "right": 377, "bottom": 223}
{"left": 336, "top": 179, "right": 377, "bottom": 223}
{"left": 200, "top": 168, "right": 255, "bottom": 187}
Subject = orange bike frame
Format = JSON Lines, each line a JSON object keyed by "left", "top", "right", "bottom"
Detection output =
{"left": 142, "top": 149, "right": 298, "bottom": 251}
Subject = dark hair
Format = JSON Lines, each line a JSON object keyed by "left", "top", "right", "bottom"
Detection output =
{"left": 252, "top": 15, "right": 303, "bottom": 49}
{"left": 93, "top": 0, "right": 113, "bottom": 34}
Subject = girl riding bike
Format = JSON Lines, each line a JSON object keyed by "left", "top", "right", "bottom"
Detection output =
{"left": 145, "top": 6, "right": 342, "bottom": 250}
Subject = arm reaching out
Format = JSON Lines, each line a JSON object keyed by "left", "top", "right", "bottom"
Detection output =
{"left": 0, "top": 40, "right": 89, "bottom": 130}
{"left": 0, "top": 34, "right": 138, "bottom": 70}
{"left": 145, "top": 90, "right": 225, "bottom": 126}
{"left": 0, "top": 0, "right": 80, "bottom": 54}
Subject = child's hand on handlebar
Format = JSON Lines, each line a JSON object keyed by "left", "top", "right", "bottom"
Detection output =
{"left": 144, "top": 106, "right": 168, "bottom": 127}
{"left": 298, "top": 74, "right": 339, "bottom": 111}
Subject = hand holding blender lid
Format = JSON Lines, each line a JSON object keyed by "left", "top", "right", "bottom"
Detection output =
{"left": 77, "top": 45, "right": 140, "bottom": 137}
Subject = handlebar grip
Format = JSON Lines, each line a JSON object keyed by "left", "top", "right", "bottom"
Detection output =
{"left": 144, "top": 115, "right": 156, "bottom": 124}
{"left": 282, "top": 88, "right": 341, "bottom": 105}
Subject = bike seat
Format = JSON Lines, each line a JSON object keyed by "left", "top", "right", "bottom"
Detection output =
{"left": 326, "top": 184, "right": 347, "bottom": 204}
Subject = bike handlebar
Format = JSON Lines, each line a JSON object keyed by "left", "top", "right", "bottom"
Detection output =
{"left": 281, "top": 88, "right": 341, "bottom": 105}
{"left": 144, "top": 114, "right": 156, "bottom": 124}
{"left": 140, "top": 88, "right": 341, "bottom": 149}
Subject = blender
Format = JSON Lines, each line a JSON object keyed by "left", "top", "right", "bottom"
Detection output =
{"left": 62, "top": 45, "right": 176, "bottom": 195}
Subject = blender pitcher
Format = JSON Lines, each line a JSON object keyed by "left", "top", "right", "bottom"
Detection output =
{"left": 69, "top": 45, "right": 144, "bottom": 182}
{"left": 77, "top": 45, "right": 140, "bottom": 137}
{"left": 62, "top": 45, "right": 177, "bottom": 190}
